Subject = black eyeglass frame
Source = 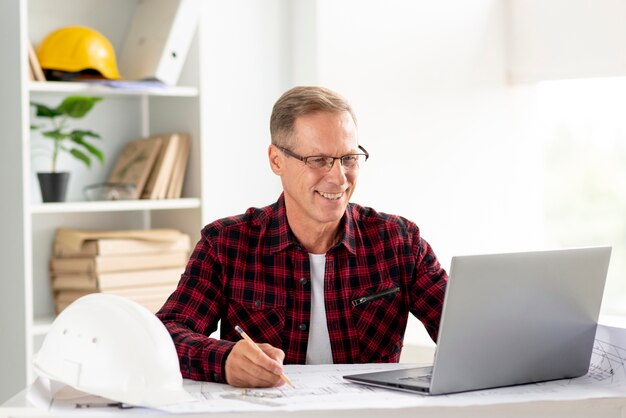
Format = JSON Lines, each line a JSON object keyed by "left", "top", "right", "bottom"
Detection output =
{"left": 278, "top": 145, "right": 370, "bottom": 171}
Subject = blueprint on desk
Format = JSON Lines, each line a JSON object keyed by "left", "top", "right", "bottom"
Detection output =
{"left": 26, "top": 324, "right": 626, "bottom": 415}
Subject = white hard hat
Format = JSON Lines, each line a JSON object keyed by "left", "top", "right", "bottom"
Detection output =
{"left": 33, "top": 293, "right": 195, "bottom": 408}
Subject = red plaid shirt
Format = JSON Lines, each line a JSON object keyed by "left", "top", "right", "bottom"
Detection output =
{"left": 157, "top": 194, "right": 447, "bottom": 383}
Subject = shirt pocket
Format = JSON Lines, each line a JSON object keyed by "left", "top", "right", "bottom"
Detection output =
{"left": 226, "top": 287, "right": 287, "bottom": 348}
{"left": 350, "top": 283, "right": 404, "bottom": 362}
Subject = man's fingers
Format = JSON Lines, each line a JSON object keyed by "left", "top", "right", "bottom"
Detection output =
{"left": 225, "top": 340, "right": 285, "bottom": 387}
{"left": 229, "top": 360, "right": 282, "bottom": 387}
{"left": 258, "top": 343, "right": 285, "bottom": 365}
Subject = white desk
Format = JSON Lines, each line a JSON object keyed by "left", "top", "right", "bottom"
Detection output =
{"left": 4, "top": 321, "right": 626, "bottom": 418}
{"left": 4, "top": 360, "right": 626, "bottom": 418}
{"left": 2, "top": 389, "right": 626, "bottom": 418}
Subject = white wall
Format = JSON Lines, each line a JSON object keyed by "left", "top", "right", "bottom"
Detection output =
{"left": 507, "top": 0, "right": 626, "bottom": 83}
{"left": 198, "top": 0, "right": 545, "bottom": 346}
{"left": 199, "top": 0, "right": 289, "bottom": 221}
{"left": 305, "top": 0, "right": 543, "bottom": 253}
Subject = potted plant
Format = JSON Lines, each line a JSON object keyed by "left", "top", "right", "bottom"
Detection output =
{"left": 30, "top": 96, "right": 104, "bottom": 202}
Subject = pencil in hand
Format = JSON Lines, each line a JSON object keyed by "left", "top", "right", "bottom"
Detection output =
{"left": 234, "top": 325, "right": 294, "bottom": 388}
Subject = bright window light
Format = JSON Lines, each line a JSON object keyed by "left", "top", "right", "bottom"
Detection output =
{"left": 538, "top": 77, "right": 626, "bottom": 316}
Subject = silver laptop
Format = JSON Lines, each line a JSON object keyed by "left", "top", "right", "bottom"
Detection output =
{"left": 344, "top": 247, "right": 611, "bottom": 395}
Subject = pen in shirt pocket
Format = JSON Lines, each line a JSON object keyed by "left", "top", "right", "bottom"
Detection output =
{"left": 351, "top": 286, "right": 400, "bottom": 307}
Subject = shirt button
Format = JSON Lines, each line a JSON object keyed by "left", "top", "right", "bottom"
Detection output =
{"left": 254, "top": 299, "right": 262, "bottom": 308}
{"left": 299, "top": 277, "right": 308, "bottom": 285}
{"left": 212, "top": 373, "right": 219, "bottom": 382}
{"left": 299, "top": 323, "right": 307, "bottom": 331}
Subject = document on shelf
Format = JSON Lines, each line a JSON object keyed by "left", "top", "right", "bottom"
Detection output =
{"left": 26, "top": 324, "right": 626, "bottom": 415}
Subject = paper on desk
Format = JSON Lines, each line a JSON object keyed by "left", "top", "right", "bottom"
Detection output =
{"left": 163, "top": 324, "right": 626, "bottom": 413}
{"left": 27, "top": 324, "right": 626, "bottom": 415}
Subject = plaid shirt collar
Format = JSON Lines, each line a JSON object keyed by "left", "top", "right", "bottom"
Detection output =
{"left": 265, "top": 193, "right": 357, "bottom": 255}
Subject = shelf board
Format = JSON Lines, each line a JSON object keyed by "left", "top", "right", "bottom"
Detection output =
{"left": 32, "top": 315, "right": 55, "bottom": 336}
{"left": 29, "top": 81, "right": 199, "bottom": 97}
{"left": 30, "top": 197, "right": 202, "bottom": 214}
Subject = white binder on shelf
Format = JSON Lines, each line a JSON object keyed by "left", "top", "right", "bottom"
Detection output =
{"left": 118, "top": 0, "right": 200, "bottom": 86}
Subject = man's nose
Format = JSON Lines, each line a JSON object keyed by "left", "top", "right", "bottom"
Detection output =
{"left": 325, "top": 158, "right": 348, "bottom": 182}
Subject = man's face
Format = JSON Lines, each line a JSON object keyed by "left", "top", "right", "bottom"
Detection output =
{"left": 272, "top": 111, "right": 360, "bottom": 230}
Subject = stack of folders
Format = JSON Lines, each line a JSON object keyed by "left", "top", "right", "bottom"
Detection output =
{"left": 50, "top": 229, "right": 191, "bottom": 314}
{"left": 107, "top": 132, "right": 191, "bottom": 200}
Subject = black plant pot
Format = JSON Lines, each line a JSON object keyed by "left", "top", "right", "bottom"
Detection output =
{"left": 37, "top": 172, "right": 70, "bottom": 203}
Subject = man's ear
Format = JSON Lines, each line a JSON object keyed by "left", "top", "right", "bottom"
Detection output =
{"left": 268, "top": 144, "right": 283, "bottom": 175}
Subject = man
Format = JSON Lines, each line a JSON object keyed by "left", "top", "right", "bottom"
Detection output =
{"left": 157, "top": 86, "right": 448, "bottom": 388}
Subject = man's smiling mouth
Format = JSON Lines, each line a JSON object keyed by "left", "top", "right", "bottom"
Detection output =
{"left": 317, "top": 191, "right": 344, "bottom": 200}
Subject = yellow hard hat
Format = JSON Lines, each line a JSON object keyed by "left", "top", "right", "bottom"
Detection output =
{"left": 37, "top": 26, "right": 121, "bottom": 80}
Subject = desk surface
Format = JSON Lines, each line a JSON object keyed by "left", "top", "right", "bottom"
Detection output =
{"left": 2, "top": 389, "right": 626, "bottom": 418}
{"left": 5, "top": 322, "right": 626, "bottom": 418}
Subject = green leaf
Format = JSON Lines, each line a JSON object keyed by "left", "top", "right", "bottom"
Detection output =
{"left": 70, "top": 148, "right": 91, "bottom": 167}
{"left": 31, "top": 102, "right": 63, "bottom": 118}
{"left": 70, "top": 129, "right": 101, "bottom": 139}
{"left": 71, "top": 137, "right": 105, "bottom": 164}
{"left": 42, "top": 130, "right": 68, "bottom": 141}
{"left": 57, "top": 96, "right": 103, "bottom": 119}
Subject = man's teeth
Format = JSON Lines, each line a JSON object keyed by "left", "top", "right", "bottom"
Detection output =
{"left": 318, "top": 191, "right": 343, "bottom": 200}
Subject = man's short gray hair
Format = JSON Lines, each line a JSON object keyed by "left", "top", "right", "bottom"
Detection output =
{"left": 270, "top": 86, "right": 357, "bottom": 148}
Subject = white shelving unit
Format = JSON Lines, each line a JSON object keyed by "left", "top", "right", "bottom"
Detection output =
{"left": 0, "top": 0, "right": 206, "bottom": 402}
{"left": 30, "top": 198, "right": 202, "bottom": 214}
{"left": 30, "top": 81, "right": 199, "bottom": 97}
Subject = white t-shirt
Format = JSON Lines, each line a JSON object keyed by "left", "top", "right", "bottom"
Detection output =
{"left": 305, "top": 253, "right": 334, "bottom": 364}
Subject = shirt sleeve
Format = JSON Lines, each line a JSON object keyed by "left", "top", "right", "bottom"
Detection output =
{"left": 156, "top": 227, "right": 235, "bottom": 383}
{"left": 409, "top": 227, "right": 448, "bottom": 342}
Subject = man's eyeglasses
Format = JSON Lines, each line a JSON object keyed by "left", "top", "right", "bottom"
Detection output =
{"left": 278, "top": 145, "right": 369, "bottom": 172}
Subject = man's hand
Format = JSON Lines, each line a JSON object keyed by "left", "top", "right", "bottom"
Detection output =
{"left": 225, "top": 339, "right": 286, "bottom": 387}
